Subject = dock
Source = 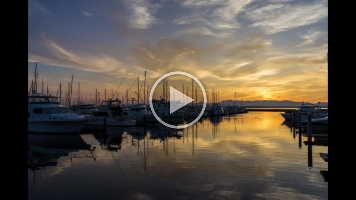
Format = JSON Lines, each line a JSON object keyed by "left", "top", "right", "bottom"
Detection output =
{"left": 320, "top": 153, "right": 328, "bottom": 162}
{"left": 320, "top": 170, "right": 328, "bottom": 182}
{"left": 302, "top": 133, "right": 328, "bottom": 137}
{"left": 303, "top": 140, "right": 328, "bottom": 146}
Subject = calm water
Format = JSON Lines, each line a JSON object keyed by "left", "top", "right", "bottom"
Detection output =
{"left": 28, "top": 112, "right": 328, "bottom": 200}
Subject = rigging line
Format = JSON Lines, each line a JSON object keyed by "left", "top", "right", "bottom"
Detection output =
{"left": 128, "top": 79, "right": 136, "bottom": 92}
{"left": 111, "top": 151, "right": 129, "bottom": 182}
{"left": 122, "top": 148, "right": 140, "bottom": 177}
{"left": 304, "top": 65, "right": 323, "bottom": 103}
{"left": 128, "top": 73, "right": 141, "bottom": 92}
{"left": 111, "top": 71, "right": 129, "bottom": 99}
{"left": 138, "top": 140, "right": 145, "bottom": 162}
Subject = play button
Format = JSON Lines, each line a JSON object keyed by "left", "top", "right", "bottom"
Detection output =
{"left": 149, "top": 71, "right": 207, "bottom": 129}
{"left": 169, "top": 86, "right": 194, "bottom": 114}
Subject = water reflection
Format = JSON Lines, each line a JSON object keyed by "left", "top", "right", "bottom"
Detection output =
{"left": 284, "top": 117, "right": 328, "bottom": 182}
{"left": 28, "top": 133, "right": 96, "bottom": 183}
{"left": 209, "top": 116, "right": 223, "bottom": 125}
{"left": 29, "top": 112, "right": 328, "bottom": 199}
{"left": 92, "top": 131, "right": 125, "bottom": 152}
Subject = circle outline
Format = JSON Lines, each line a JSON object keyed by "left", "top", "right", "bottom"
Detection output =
{"left": 149, "top": 71, "right": 207, "bottom": 129}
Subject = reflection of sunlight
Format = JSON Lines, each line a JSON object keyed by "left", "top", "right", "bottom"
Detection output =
{"left": 29, "top": 112, "right": 327, "bottom": 199}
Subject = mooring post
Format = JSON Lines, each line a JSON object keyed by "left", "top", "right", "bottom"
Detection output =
{"left": 298, "top": 111, "right": 302, "bottom": 134}
{"left": 307, "top": 111, "right": 313, "bottom": 168}
{"left": 290, "top": 112, "right": 293, "bottom": 133}
{"left": 298, "top": 128, "right": 302, "bottom": 149}
{"left": 308, "top": 138, "right": 313, "bottom": 168}
{"left": 307, "top": 112, "right": 312, "bottom": 137}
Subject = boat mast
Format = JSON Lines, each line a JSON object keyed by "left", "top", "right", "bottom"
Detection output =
{"left": 212, "top": 89, "right": 214, "bottom": 104}
{"left": 70, "top": 74, "right": 73, "bottom": 106}
{"left": 78, "top": 82, "right": 80, "bottom": 104}
{"left": 166, "top": 80, "right": 168, "bottom": 101}
{"left": 195, "top": 86, "right": 197, "bottom": 107}
{"left": 33, "top": 63, "right": 38, "bottom": 94}
{"left": 46, "top": 79, "right": 49, "bottom": 95}
{"left": 162, "top": 78, "right": 165, "bottom": 99}
{"left": 183, "top": 85, "right": 184, "bottom": 104}
{"left": 137, "top": 76, "right": 139, "bottom": 104}
{"left": 191, "top": 78, "right": 193, "bottom": 107}
{"left": 126, "top": 89, "right": 129, "bottom": 105}
{"left": 95, "top": 89, "right": 98, "bottom": 106}
{"left": 59, "top": 82, "right": 61, "bottom": 104}
{"left": 33, "top": 64, "right": 36, "bottom": 94}
{"left": 144, "top": 71, "right": 146, "bottom": 105}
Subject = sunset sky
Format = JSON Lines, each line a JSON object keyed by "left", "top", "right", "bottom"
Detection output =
{"left": 28, "top": 0, "right": 328, "bottom": 104}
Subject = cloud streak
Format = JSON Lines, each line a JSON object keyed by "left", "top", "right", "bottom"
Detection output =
{"left": 30, "top": 32, "right": 129, "bottom": 75}
{"left": 245, "top": 1, "right": 327, "bottom": 34}
{"left": 28, "top": 0, "right": 50, "bottom": 16}
{"left": 82, "top": 10, "right": 92, "bottom": 17}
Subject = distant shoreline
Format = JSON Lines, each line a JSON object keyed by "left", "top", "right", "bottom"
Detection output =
{"left": 245, "top": 107, "right": 328, "bottom": 112}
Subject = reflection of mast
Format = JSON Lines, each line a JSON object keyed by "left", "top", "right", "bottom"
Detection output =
{"left": 111, "top": 151, "right": 129, "bottom": 182}
{"left": 212, "top": 120, "right": 217, "bottom": 138}
{"left": 182, "top": 128, "right": 184, "bottom": 144}
{"left": 144, "top": 137, "right": 146, "bottom": 171}
{"left": 187, "top": 125, "right": 189, "bottom": 143}
{"left": 192, "top": 124, "right": 194, "bottom": 155}
{"left": 195, "top": 121, "right": 198, "bottom": 141}
{"left": 166, "top": 136, "right": 168, "bottom": 156}
{"left": 137, "top": 138, "right": 139, "bottom": 156}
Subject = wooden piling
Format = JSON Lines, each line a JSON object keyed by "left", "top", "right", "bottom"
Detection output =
{"left": 307, "top": 112, "right": 312, "bottom": 137}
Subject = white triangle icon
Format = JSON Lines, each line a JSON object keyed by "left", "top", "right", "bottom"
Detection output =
{"left": 170, "top": 86, "right": 194, "bottom": 114}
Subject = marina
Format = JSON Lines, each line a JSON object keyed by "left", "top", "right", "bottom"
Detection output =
{"left": 28, "top": 0, "right": 329, "bottom": 198}
{"left": 28, "top": 111, "right": 328, "bottom": 199}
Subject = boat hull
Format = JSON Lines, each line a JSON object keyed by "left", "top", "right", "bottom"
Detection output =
{"left": 28, "top": 119, "right": 88, "bottom": 134}
{"left": 85, "top": 117, "right": 136, "bottom": 128}
{"left": 28, "top": 133, "right": 91, "bottom": 149}
{"left": 136, "top": 114, "right": 159, "bottom": 124}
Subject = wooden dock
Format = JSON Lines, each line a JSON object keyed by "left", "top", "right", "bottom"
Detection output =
{"left": 303, "top": 140, "right": 328, "bottom": 146}
{"left": 297, "top": 126, "right": 328, "bottom": 134}
{"left": 302, "top": 133, "right": 328, "bottom": 137}
{"left": 246, "top": 108, "right": 296, "bottom": 112}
